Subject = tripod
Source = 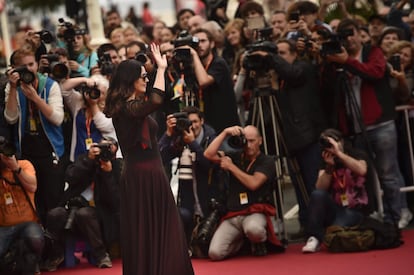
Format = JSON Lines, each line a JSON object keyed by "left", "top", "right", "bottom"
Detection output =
{"left": 250, "top": 87, "right": 309, "bottom": 246}
{"left": 336, "top": 68, "right": 384, "bottom": 217}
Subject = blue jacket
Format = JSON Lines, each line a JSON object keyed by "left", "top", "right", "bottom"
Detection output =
{"left": 16, "top": 74, "right": 64, "bottom": 157}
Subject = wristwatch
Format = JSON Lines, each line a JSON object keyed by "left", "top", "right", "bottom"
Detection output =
{"left": 13, "top": 167, "right": 22, "bottom": 175}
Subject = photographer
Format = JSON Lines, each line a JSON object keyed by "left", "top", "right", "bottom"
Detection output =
{"left": 302, "top": 128, "right": 374, "bottom": 253}
{"left": 180, "top": 28, "right": 239, "bottom": 133}
{"left": 204, "top": 125, "right": 283, "bottom": 261}
{"left": 59, "top": 74, "right": 120, "bottom": 162}
{"left": 159, "top": 106, "right": 218, "bottom": 247}
{"left": 0, "top": 137, "right": 44, "bottom": 275}
{"left": 57, "top": 20, "right": 98, "bottom": 78}
{"left": 42, "top": 137, "right": 120, "bottom": 271}
{"left": 323, "top": 19, "right": 404, "bottom": 225}
{"left": 5, "top": 44, "right": 66, "bottom": 224}
{"left": 244, "top": 38, "right": 326, "bottom": 238}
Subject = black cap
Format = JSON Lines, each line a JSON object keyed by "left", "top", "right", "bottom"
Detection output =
{"left": 368, "top": 14, "right": 387, "bottom": 24}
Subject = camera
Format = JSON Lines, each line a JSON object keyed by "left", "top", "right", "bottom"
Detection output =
{"left": 93, "top": 142, "right": 116, "bottom": 161}
{"left": 35, "top": 30, "right": 55, "bottom": 44}
{"left": 12, "top": 67, "right": 35, "bottom": 84}
{"left": 0, "top": 136, "right": 16, "bottom": 157}
{"left": 79, "top": 83, "right": 101, "bottom": 100}
{"left": 228, "top": 134, "right": 247, "bottom": 149}
{"left": 99, "top": 52, "right": 115, "bottom": 76}
{"left": 320, "top": 29, "right": 354, "bottom": 56}
{"left": 178, "top": 147, "right": 195, "bottom": 180}
{"left": 289, "top": 11, "right": 300, "bottom": 22}
{"left": 64, "top": 196, "right": 90, "bottom": 230}
{"left": 389, "top": 54, "right": 401, "bottom": 71}
{"left": 58, "top": 18, "right": 87, "bottom": 60}
{"left": 42, "top": 54, "right": 69, "bottom": 80}
{"left": 243, "top": 28, "right": 276, "bottom": 72}
{"left": 319, "top": 136, "right": 333, "bottom": 149}
{"left": 195, "top": 198, "right": 226, "bottom": 244}
{"left": 174, "top": 30, "right": 200, "bottom": 49}
{"left": 172, "top": 112, "right": 192, "bottom": 133}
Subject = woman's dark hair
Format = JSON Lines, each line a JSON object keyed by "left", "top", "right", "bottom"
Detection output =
{"left": 377, "top": 27, "right": 404, "bottom": 48}
{"left": 104, "top": 59, "right": 144, "bottom": 117}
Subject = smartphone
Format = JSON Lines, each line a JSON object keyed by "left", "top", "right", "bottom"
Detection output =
{"left": 289, "top": 11, "right": 300, "bottom": 22}
{"left": 389, "top": 55, "right": 401, "bottom": 71}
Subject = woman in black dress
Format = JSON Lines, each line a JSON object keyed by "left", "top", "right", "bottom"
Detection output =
{"left": 104, "top": 44, "right": 194, "bottom": 275}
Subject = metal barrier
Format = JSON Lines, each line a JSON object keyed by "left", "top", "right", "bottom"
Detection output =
{"left": 396, "top": 105, "right": 414, "bottom": 193}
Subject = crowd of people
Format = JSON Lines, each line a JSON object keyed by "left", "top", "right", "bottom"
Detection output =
{"left": 1, "top": 0, "right": 414, "bottom": 274}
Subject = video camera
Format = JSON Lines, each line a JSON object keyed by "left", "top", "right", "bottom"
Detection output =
{"left": 41, "top": 54, "right": 69, "bottom": 80}
{"left": 98, "top": 52, "right": 115, "bottom": 76}
{"left": 172, "top": 31, "right": 199, "bottom": 74}
{"left": 12, "top": 67, "right": 35, "bottom": 85}
{"left": 174, "top": 30, "right": 200, "bottom": 49}
{"left": 0, "top": 136, "right": 16, "bottom": 157}
{"left": 320, "top": 28, "right": 354, "bottom": 56}
{"left": 79, "top": 83, "right": 101, "bottom": 100}
{"left": 243, "top": 27, "right": 276, "bottom": 71}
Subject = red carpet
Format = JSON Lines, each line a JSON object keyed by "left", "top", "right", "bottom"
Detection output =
{"left": 45, "top": 229, "right": 414, "bottom": 275}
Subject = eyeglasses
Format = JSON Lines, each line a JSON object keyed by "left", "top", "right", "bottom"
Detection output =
{"left": 139, "top": 73, "right": 148, "bottom": 80}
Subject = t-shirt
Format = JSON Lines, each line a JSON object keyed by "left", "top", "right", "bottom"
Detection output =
{"left": 0, "top": 160, "right": 37, "bottom": 226}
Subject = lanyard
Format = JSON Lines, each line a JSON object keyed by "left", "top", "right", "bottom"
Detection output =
{"left": 333, "top": 171, "right": 346, "bottom": 190}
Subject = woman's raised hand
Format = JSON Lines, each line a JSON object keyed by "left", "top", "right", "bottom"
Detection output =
{"left": 151, "top": 43, "right": 167, "bottom": 70}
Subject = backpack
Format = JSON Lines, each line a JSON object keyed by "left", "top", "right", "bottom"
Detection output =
{"left": 323, "top": 224, "right": 375, "bottom": 252}
{"left": 358, "top": 216, "right": 404, "bottom": 249}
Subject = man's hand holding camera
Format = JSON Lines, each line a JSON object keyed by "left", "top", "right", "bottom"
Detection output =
{"left": 88, "top": 143, "right": 112, "bottom": 172}
{"left": 166, "top": 114, "right": 195, "bottom": 144}
{"left": 324, "top": 46, "right": 349, "bottom": 64}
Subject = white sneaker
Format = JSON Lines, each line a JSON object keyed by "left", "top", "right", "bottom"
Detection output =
{"left": 398, "top": 208, "right": 413, "bottom": 229}
{"left": 302, "top": 236, "right": 320, "bottom": 253}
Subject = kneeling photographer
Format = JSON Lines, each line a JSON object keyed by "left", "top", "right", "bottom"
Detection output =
{"left": 0, "top": 137, "right": 44, "bottom": 275}
{"left": 159, "top": 106, "right": 220, "bottom": 253}
{"left": 41, "top": 137, "right": 120, "bottom": 271}
{"left": 203, "top": 125, "right": 283, "bottom": 261}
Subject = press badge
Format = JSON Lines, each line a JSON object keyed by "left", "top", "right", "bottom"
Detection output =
{"left": 29, "top": 118, "right": 37, "bottom": 132}
{"left": 85, "top": 138, "right": 93, "bottom": 150}
{"left": 340, "top": 193, "right": 349, "bottom": 207}
{"left": 4, "top": 192, "right": 13, "bottom": 205}
{"left": 239, "top": 192, "right": 248, "bottom": 205}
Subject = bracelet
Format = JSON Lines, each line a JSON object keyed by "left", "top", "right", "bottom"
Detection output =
{"left": 13, "top": 167, "right": 22, "bottom": 175}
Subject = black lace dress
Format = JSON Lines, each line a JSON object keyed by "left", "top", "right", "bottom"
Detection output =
{"left": 113, "top": 89, "right": 194, "bottom": 275}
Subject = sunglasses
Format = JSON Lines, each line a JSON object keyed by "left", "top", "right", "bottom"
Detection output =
{"left": 139, "top": 73, "right": 148, "bottom": 80}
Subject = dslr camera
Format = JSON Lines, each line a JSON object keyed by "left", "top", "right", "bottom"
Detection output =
{"left": 12, "top": 67, "right": 35, "bottom": 84}
{"left": 319, "top": 136, "right": 333, "bottom": 149}
{"left": 79, "top": 83, "right": 101, "bottom": 100}
{"left": 172, "top": 112, "right": 192, "bottom": 133}
{"left": 99, "top": 52, "right": 115, "bottom": 76}
{"left": 93, "top": 141, "right": 116, "bottom": 162}
{"left": 42, "top": 54, "right": 69, "bottom": 80}
{"left": 0, "top": 136, "right": 16, "bottom": 157}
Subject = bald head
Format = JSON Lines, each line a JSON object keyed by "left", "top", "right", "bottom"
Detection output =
{"left": 188, "top": 15, "right": 207, "bottom": 34}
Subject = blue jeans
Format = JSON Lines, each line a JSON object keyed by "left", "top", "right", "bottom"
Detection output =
{"left": 289, "top": 141, "right": 321, "bottom": 227}
{"left": 0, "top": 221, "right": 44, "bottom": 258}
{"left": 305, "top": 190, "right": 363, "bottom": 242}
{"left": 354, "top": 121, "right": 403, "bottom": 223}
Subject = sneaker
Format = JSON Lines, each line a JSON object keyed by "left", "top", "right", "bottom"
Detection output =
{"left": 398, "top": 208, "right": 413, "bottom": 229}
{"left": 302, "top": 236, "right": 320, "bottom": 253}
{"left": 40, "top": 254, "right": 64, "bottom": 272}
{"left": 97, "top": 253, "right": 112, "bottom": 268}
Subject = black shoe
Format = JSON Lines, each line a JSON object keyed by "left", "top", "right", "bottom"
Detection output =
{"left": 40, "top": 254, "right": 64, "bottom": 272}
{"left": 251, "top": 242, "right": 267, "bottom": 256}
